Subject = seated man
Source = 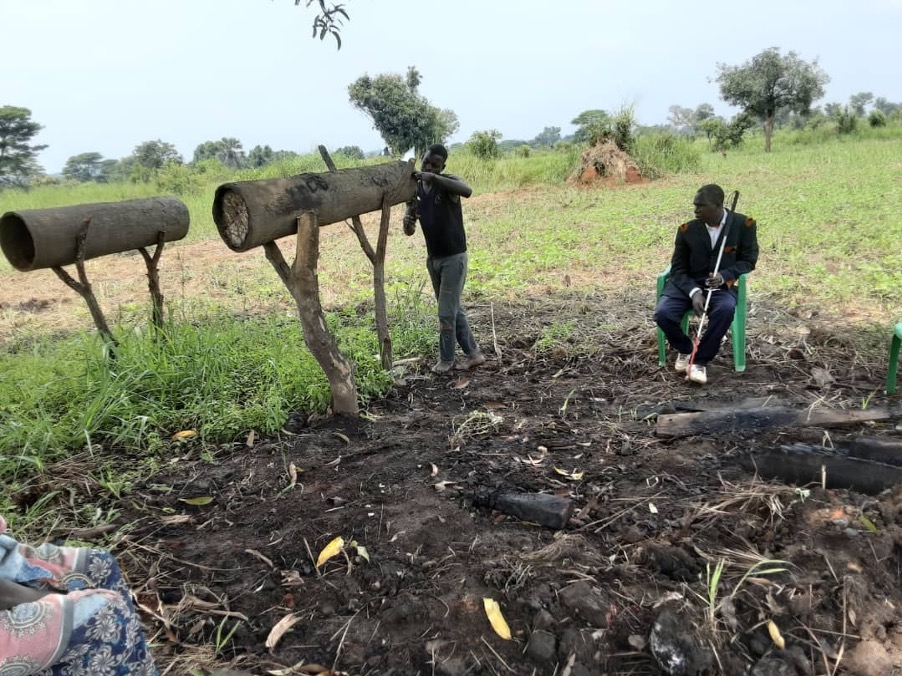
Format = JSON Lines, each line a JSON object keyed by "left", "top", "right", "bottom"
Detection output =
{"left": 0, "top": 515, "right": 157, "bottom": 675}
{"left": 654, "top": 184, "right": 759, "bottom": 384}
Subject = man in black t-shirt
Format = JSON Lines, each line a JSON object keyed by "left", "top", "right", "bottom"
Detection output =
{"left": 403, "top": 144, "right": 485, "bottom": 374}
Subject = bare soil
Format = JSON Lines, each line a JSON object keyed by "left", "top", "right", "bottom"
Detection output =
{"left": 16, "top": 294, "right": 902, "bottom": 676}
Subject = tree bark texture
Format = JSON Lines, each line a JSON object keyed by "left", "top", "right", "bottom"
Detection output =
{"left": 0, "top": 197, "right": 189, "bottom": 271}
{"left": 212, "top": 161, "right": 416, "bottom": 252}
{"left": 764, "top": 114, "right": 774, "bottom": 153}
{"left": 263, "top": 213, "right": 359, "bottom": 416}
{"left": 317, "top": 145, "right": 376, "bottom": 265}
{"left": 374, "top": 199, "right": 393, "bottom": 370}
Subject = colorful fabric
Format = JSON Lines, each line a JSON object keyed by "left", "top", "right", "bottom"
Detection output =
{"left": 0, "top": 517, "right": 157, "bottom": 675}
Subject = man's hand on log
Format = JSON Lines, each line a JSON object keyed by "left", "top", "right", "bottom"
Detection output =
{"left": 413, "top": 171, "right": 435, "bottom": 182}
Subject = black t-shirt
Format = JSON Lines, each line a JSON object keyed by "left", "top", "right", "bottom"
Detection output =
{"left": 418, "top": 176, "right": 466, "bottom": 258}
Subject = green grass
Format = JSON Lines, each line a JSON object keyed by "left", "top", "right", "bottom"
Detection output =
{"left": 0, "top": 129, "right": 900, "bottom": 477}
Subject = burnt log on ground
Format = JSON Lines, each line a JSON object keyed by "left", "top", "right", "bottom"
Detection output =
{"left": 212, "top": 161, "right": 416, "bottom": 252}
{"left": 656, "top": 405, "right": 902, "bottom": 439}
{"left": 0, "top": 197, "right": 189, "bottom": 271}
{"left": 741, "top": 443, "right": 902, "bottom": 495}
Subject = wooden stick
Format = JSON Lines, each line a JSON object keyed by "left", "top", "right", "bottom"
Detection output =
{"left": 138, "top": 231, "right": 166, "bottom": 332}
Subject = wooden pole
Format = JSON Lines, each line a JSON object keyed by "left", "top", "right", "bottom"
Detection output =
{"left": 263, "top": 214, "right": 359, "bottom": 416}
{"left": 374, "top": 198, "right": 393, "bottom": 370}
{"left": 50, "top": 219, "right": 118, "bottom": 352}
{"left": 138, "top": 231, "right": 166, "bottom": 333}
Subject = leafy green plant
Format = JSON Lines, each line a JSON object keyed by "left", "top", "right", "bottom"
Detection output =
{"left": 468, "top": 130, "right": 502, "bottom": 160}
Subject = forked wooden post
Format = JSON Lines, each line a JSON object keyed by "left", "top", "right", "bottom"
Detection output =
{"left": 263, "top": 213, "right": 359, "bottom": 416}
{"left": 50, "top": 218, "right": 119, "bottom": 353}
{"left": 138, "top": 231, "right": 167, "bottom": 332}
{"left": 317, "top": 146, "right": 395, "bottom": 370}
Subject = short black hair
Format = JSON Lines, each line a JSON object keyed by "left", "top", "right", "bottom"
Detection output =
{"left": 696, "top": 184, "right": 724, "bottom": 206}
{"left": 427, "top": 144, "right": 448, "bottom": 161}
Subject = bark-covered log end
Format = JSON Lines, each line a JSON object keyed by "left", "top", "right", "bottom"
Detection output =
{"left": 213, "top": 186, "right": 251, "bottom": 252}
{"left": 0, "top": 212, "right": 36, "bottom": 271}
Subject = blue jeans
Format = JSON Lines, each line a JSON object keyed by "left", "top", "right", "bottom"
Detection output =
{"left": 427, "top": 253, "right": 479, "bottom": 362}
{"left": 654, "top": 289, "right": 736, "bottom": 365}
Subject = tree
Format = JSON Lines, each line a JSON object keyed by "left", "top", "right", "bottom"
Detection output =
{"left": 571, "top": 110, "right": 611, "bottom": 145}
{"left": 348, "top": 67, "right": 457, "bottom": 156}
{"left": 848, "top": 91, "right": 874, "bottom": 117}
{"left": 247, "top": 145, "right": 275, "bottom": 168}
{"left": 694, "top": 103, "right": 716, "bottom": 123}
{"left": 133, "top": 140, "right": 182, "bottom": 171}
{"left": 335, "top": 145, "right": 365, "bottom": 160}
{"left": 193, "top": 137, "right": 245, "bottom": 168}
{"left": 530, "top": 126, "right": 561, "bottom": 148}
{"left": 468, "top": 130, "right": 502, "bottom": 160}
{"left": 874, "top": 97, "right": 901, "bottom": 116}
{"left": 716, "top": 47, "right": 829, "bottom": 152}
{"left": 293, "top": 0, "right": 349, "bottom": 48}
{"left": 0, "top": 106, "right": 47, "bottom": 187}
{"left": 667, "top": 105, "right": 695, "bottom": 133}
{"left": 62, "top": 152, "right": 105, "bottom": 182}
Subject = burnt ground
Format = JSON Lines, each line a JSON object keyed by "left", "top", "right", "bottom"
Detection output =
{"left": 16, "top": 293, "right": 902, "bottom": 676}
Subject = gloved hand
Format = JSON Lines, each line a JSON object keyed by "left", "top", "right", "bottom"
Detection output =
{"left": 706, "top": 272, "right": 724, "bottom": 288}
{"left": 402, "top": 212, "right": 417, "bottom": 236}
{"left": 692, "top": 292, "right": 706, "bottom": 317}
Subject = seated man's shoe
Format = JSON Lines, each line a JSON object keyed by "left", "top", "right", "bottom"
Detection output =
{"left": 675, "top": 353, "right": 691, "bottom": 373}
{"left": 431, "top": 360, "right": 454, "bottom": 375}
{"left": 688, "top": 364, "right": 707, "bottom": 384}
{"left": 457, "top": 351, "right": 486, "bottom": 371}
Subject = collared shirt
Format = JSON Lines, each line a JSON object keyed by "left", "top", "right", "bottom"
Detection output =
{"left": 705, "top": 208, "right": 728, "bottom": 248}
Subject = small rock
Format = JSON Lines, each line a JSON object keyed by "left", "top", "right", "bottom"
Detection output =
{"left": 650, "top": 609, "right": 713, "bottom": 675}
{"left": 750, "top": 656, "right": 795, "bottom": 676}
{"left": 558, "top": 581, "right": 609, "bottom": 627}
{"left": 533, "top": 609, "right": 555, "bottom": 631}
{"left": 558, "top": 628, "right": 599, "bottom": 663}
{"left": 526, "top": 630, "right": 557, "bottom": 663}
{"left": 843, "top": 528, "right": 861, "bottom": 538}
{"left": 843, "top": 638, "right": 893, "bottom": 675}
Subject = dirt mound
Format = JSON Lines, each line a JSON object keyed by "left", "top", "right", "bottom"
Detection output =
{"left": 574, "top": 141, "right": 643, "bottom": 184}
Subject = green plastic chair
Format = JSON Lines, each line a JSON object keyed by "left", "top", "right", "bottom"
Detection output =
{"left": 887, "top": 322, "right": 902, "bottom": 394}
{"left": 656, "top": 265, "right": 749, "bottom": 372}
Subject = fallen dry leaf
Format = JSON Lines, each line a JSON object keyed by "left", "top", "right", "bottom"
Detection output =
{"left": 483, "top": 598, "right": 512, "bottom": 640}
{"left": 316, "top": 536, "right": 345, "bottom": 569}
{"left": 288, "top": 462, "right": 299, "bottom": 489}
{"left": 452, "top": 378, "right": 470, "bottom": 389}
{"left": 430, "top": 463, "right": 439, "bottom": 477}
{"left": 553, "top": 467, "right": 585, "bottom": 481}
{"left": 265, "top": 613, "right": 301, "bottom": 650}
{"left": 246, "top": 429, "right": 256, "bottom": 447}
{"left": 433, "top": 481, "right": 454, "bottom": 492}
{"left": 159, "top": 514, "right": 194, "bottom": 525}
{"left": 767, "top": 619, "right": 785, "bottom": 649}
{"left": 179, "top": 496, "right": 214, "bottom": 506}
{"left": 171, "top": 430, "right": 197, "bottom": 441}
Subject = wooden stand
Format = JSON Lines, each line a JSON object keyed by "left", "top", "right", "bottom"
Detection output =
{"left": 264, "top": 213, "right": 359, "bottom": 416}
{"left": 138, "top": 231, "right": 166, "bottom": 332}
{"left": 50, "top": 219, "right": 118, "bottom": 352}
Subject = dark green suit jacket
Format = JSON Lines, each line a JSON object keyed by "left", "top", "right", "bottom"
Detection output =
{"left": 663, "top": 210, "right": 759, "bottom": 299}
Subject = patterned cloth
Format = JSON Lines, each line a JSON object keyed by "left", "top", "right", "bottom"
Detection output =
{"left": 0, "top": 516, "right": 157, "bottom": 675}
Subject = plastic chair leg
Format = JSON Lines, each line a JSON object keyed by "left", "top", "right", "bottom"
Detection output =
{"left": 888, "top": 326, "right": 902, "bottom": 394}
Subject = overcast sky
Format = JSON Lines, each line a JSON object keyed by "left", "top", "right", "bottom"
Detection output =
{"left": 3, "top": 0, "right": 901, "bottom": 173}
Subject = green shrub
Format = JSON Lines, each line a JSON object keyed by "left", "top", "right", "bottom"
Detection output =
{"left": 835, "top": 106, "right": 858, "bottom": 134}
{"left": 632, "top": 133, "right": 702, "bottom": 178}
{"left": 468, "top": 130, "right": 502, "bottom": 160}
{"left": 868, "top": 110, "right": 887, "bottom": 128}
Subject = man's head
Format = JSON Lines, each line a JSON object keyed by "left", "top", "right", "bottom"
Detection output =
{"left": 693, "top": 184, "right": 725, "bottom": 226}
{"left": 421, "top": 144, "right": 448, "bottom": 174}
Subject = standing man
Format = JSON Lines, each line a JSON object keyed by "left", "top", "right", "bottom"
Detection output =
{"left": 654, "top": 184, "right": 759, "bottom": 384}
{"left": 403, "top": 144, "right": 486, "bottom": 375}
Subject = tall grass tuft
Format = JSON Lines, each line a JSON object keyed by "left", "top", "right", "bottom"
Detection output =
{"left": 631, "top": 133, "right": 702, "bottom": 178}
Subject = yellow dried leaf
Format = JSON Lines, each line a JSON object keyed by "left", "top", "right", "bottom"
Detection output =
{"left": 265, "top": 613, "right": 301, "bottom": 650}
{"left": 483, "top": 597, "right": 512, "bottom": 640}
{"left": 316, "top": 536, "right": 345, "bottom": 569}
{"left": 553, "top": 467, "right": 585, "bottom": 481}
{"left": 246, "top": 430, "right": 256, "bottom": 447}
{"left": 288, "top": 462, "right": 298, "bottom": 489}
{"left": 171, "top": 430, "right": 197, "bottom": 441}
{"left": 179, "top": 496, "right": 213, "bottom": 506}
{"left": 767, "top": 620, "right": 785, "bottom": 649}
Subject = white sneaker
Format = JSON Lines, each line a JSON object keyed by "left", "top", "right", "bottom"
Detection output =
{"left": 688, "top": 364, "right": 707, "bottom": 384}
{"left": 675, "top": 354, "right": 691, "bottom": 373}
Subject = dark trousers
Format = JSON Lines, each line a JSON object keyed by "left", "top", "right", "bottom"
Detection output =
{"left": 654, "top": 290, "right": 736, "bottom": 365}
{"left": 427, "top": 253, "right": 479, "bottom": 362}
